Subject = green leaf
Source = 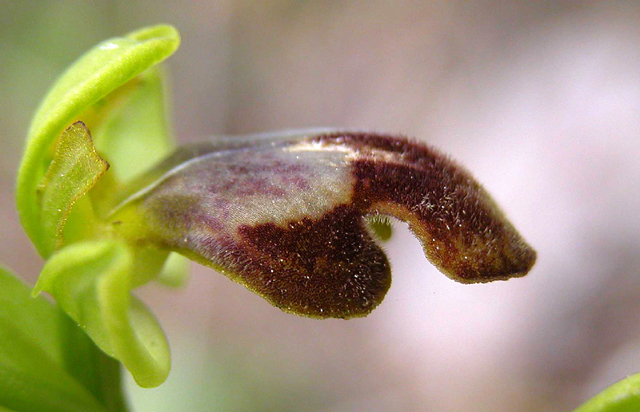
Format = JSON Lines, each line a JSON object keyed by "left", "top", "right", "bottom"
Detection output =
{"left": 33, "top": 240, "right": 171, "bottom": 388}
{"left": 574, "top": 373, "right": 640, "bottom": 412}
{"left": 0, "top": 265, "right": 127, "bottom": 412}
{"left": 38, "top": 122, "right": 109, "bottom": 256}
{"left": 17, "top": 24, "right": 180, "bottom": 257}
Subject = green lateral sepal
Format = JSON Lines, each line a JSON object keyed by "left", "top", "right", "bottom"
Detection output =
{"left": 33, "top": 240, "right": 171, "bottom": 388}
{"left": 17, "top": 25, "right": 180, "bottom": 257}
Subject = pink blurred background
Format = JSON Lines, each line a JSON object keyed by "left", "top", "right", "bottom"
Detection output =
{"left": 2, "top": 2, "right": 640, "bottom": 411}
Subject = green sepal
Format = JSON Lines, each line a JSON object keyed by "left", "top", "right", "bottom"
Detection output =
{"left": 156, "top": 252, "right": 191, "bottom": 288}
{"left": 0, "top": 265, "right": 127, "bottom": 412}
{"left": 33, "top": 240, "right": 171, "bottom": 388}
{"left": 574, "top": 373, "right": 640, "bottom": 412}
{"left": 17, "top": 25, "right": 180, "bottom": 257}
{"left": 38, "top": 122, "right": 109, "bottom": 256}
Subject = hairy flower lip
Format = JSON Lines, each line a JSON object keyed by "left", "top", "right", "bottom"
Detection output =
{"left": 110, "top": 130, "right": 536, "bottom": 319}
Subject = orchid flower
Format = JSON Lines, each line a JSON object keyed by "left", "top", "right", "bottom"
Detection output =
{"left": 15, "top": 25, "right": 537, "bottom": 392}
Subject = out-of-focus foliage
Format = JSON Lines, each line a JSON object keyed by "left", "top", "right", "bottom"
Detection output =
{"left": 575, "top": 373, "right": 640, "bottom": 412}
{"left": 0, "top": 265, "right": 127, "bottom": 412}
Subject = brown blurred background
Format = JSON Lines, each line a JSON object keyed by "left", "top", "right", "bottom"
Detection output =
{"left": 2, "top": 1, "right": 640, "bottom": 411}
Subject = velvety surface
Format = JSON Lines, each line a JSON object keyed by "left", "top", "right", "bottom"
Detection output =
{"left": 111, "top": 131, "right": 535, "bottom": 318}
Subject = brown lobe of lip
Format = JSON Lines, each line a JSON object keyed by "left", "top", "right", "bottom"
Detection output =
{"left": 314, "top": 132, "right": 537, "bottom": 283}
{"left": 235, "top": 205, "right": 391, "bottom": 319}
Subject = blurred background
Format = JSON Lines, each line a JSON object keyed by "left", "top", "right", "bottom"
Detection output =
{"left": 2, "top": 1, "right": 640, "bottom": 411}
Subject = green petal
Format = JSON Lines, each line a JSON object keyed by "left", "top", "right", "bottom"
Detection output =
{"left": 17, "top": 24, "right": 180, "bottom": 257}
{"left": 574, "top": 373, "right": 640, "bottom": 412}
{"left": 156, "top": 252, "right": 191, "bottom": 288}
{"left": 0, "top": 265, "right": 126, "bottom": 412}
{"left": 33, "top": 240, "right": 171, "bottom": 388}
{"left": 38, "top": 122, "right": 109, "bottom": 256}
{"left": 90, "top": 66, "right": 176, "bottom": 185}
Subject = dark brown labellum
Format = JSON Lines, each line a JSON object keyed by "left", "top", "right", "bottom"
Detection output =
{"left": 110, "top": 131, "right": 536, "bottom": 319}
